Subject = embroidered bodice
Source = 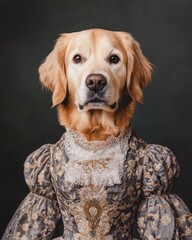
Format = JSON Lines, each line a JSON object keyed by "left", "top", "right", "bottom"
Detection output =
{"left": 2, "top": 129, "right": 192, "bottom": 240}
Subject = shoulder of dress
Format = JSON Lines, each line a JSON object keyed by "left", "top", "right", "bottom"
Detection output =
{"left": 129, "top": 130, "right": 148, "bottom": 153}
{"left": 24, "top": 144, "right": 52, "bottom": 168}
{"left": 51, "top": 131, "right": 66, "bottom": 150}
{"left": 130, "top": 132, "right": 177, "bottom": 160}
{"left": 23, "top": 144, "right": 56, "bottom": 198}
{"left": 141, "top": 143, "right": 180, "bottom": 195}
{"left": 143, "top": 143, "right": 180, "bottom": 173}
{"left": 145, "top": 144, "right": 176, "bottom": 160}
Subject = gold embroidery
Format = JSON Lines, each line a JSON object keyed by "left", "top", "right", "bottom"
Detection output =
{"left": 77, "top": 158, "right": 111, "bottom": 173}
{"left": 70, "top": 186, "right": 112, "bottom": 239}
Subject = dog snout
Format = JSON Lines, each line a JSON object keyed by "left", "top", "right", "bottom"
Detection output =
{"left": 85, "top": 74, "right": 107, "bottom": 92}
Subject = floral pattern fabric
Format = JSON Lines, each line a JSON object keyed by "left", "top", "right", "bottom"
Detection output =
{"left": 2, "top": 128, "right": 192, "bottom": 240}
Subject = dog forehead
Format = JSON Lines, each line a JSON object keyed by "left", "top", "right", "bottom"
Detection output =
{"left": 66, "top": 29, "right": 125, "bottom": 54}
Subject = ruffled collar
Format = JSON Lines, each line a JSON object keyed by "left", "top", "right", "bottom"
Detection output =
{"left": 64, "top": 126, "right": 132, "bottom": 151}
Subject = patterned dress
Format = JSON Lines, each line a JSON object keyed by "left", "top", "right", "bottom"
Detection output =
{"left": 2, "top": 128, "right": 192, "bottom": 240}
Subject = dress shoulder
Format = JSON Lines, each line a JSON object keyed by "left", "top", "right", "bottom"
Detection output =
{"left": 142, "top": 144, "right": 180, "bottom": 196}
{"left": 24, "top": 144, "right": 55, "bottom": 199}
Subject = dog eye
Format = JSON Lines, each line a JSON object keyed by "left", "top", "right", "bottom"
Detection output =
{"left": 109, "top": 55, "right": 120, "bottom": 64}
{"left": 73, "top": 54, "right": 82, "bottom": 63}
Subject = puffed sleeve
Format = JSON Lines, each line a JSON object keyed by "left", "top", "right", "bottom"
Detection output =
{"left": 2, "top": 144, "right": 62, "bottom": 240}
{"left": 137, "top": 144, "right": 192, "bottom": 240}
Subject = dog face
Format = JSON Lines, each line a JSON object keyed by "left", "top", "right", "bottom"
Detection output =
{"left": 64, "top": 30, "right": 128, "bottom": 112}
{"left": 39, "top": 29, "right": 152, "bottom": 139}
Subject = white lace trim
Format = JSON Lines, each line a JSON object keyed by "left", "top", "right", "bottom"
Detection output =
{"left": 64, "top": 127, "right": 132, "bottom": 187}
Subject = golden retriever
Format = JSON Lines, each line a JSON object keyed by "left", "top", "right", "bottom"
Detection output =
{"left": 39, "top": 28, "right": 152, "bottom": 140}
{"left": 3, "top": 29, "right": 191, "bottom": 240}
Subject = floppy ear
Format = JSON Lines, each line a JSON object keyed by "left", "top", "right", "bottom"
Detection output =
{"left": 39, "top": 35, "right": 67, "bottom": 107}
{"left": 123, "top": 34, "right": 152, "bottom": 103}
{"left": 128, "top": 40, "right": 152, "bottom": 103}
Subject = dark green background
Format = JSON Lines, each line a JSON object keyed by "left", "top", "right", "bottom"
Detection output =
{"left": 0, "top": 0, "right": 192, "bottom": 236}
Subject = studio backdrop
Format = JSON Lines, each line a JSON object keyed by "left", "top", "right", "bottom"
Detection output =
{"left": 0, "top": 0, "right": 192, "bottom": 236}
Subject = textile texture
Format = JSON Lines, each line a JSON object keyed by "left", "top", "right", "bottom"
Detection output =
{"left": 2, "top": 128, "right": 192, "bottom": 239}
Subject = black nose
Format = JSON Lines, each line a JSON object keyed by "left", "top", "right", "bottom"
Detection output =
{"left": 85, "top": 74, "right": 107, "bottom": 92}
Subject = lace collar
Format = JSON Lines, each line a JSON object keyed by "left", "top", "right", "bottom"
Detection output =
{"left": 64, "top": 126, "right": 132, "bottom": 151}
{"left": 62, "top": 126, "right": 132, "bottom": 186}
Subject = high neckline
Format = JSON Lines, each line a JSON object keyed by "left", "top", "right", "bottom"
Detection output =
{"left": 65, "top": 126, "right": 132, "bottom": 151}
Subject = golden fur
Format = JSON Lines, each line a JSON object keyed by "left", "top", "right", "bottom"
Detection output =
{"left": 39, "top": 29, "right": 152, "bottom": 141}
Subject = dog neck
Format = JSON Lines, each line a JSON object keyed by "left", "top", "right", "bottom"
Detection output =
{"left": 57, "top": 101, "right": 136, "bottom": 141}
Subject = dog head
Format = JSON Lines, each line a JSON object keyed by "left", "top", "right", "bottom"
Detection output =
{"left": 39, "top": 29, "right": 152, "bottom": 139}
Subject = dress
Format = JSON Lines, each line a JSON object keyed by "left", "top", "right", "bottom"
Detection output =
{"left": 2, "top": 127, "right": 192, "bottom": 240}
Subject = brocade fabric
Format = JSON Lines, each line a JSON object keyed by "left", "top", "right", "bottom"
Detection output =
{"left": 2, "top": 128, "right": 192, "bottom": 240}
